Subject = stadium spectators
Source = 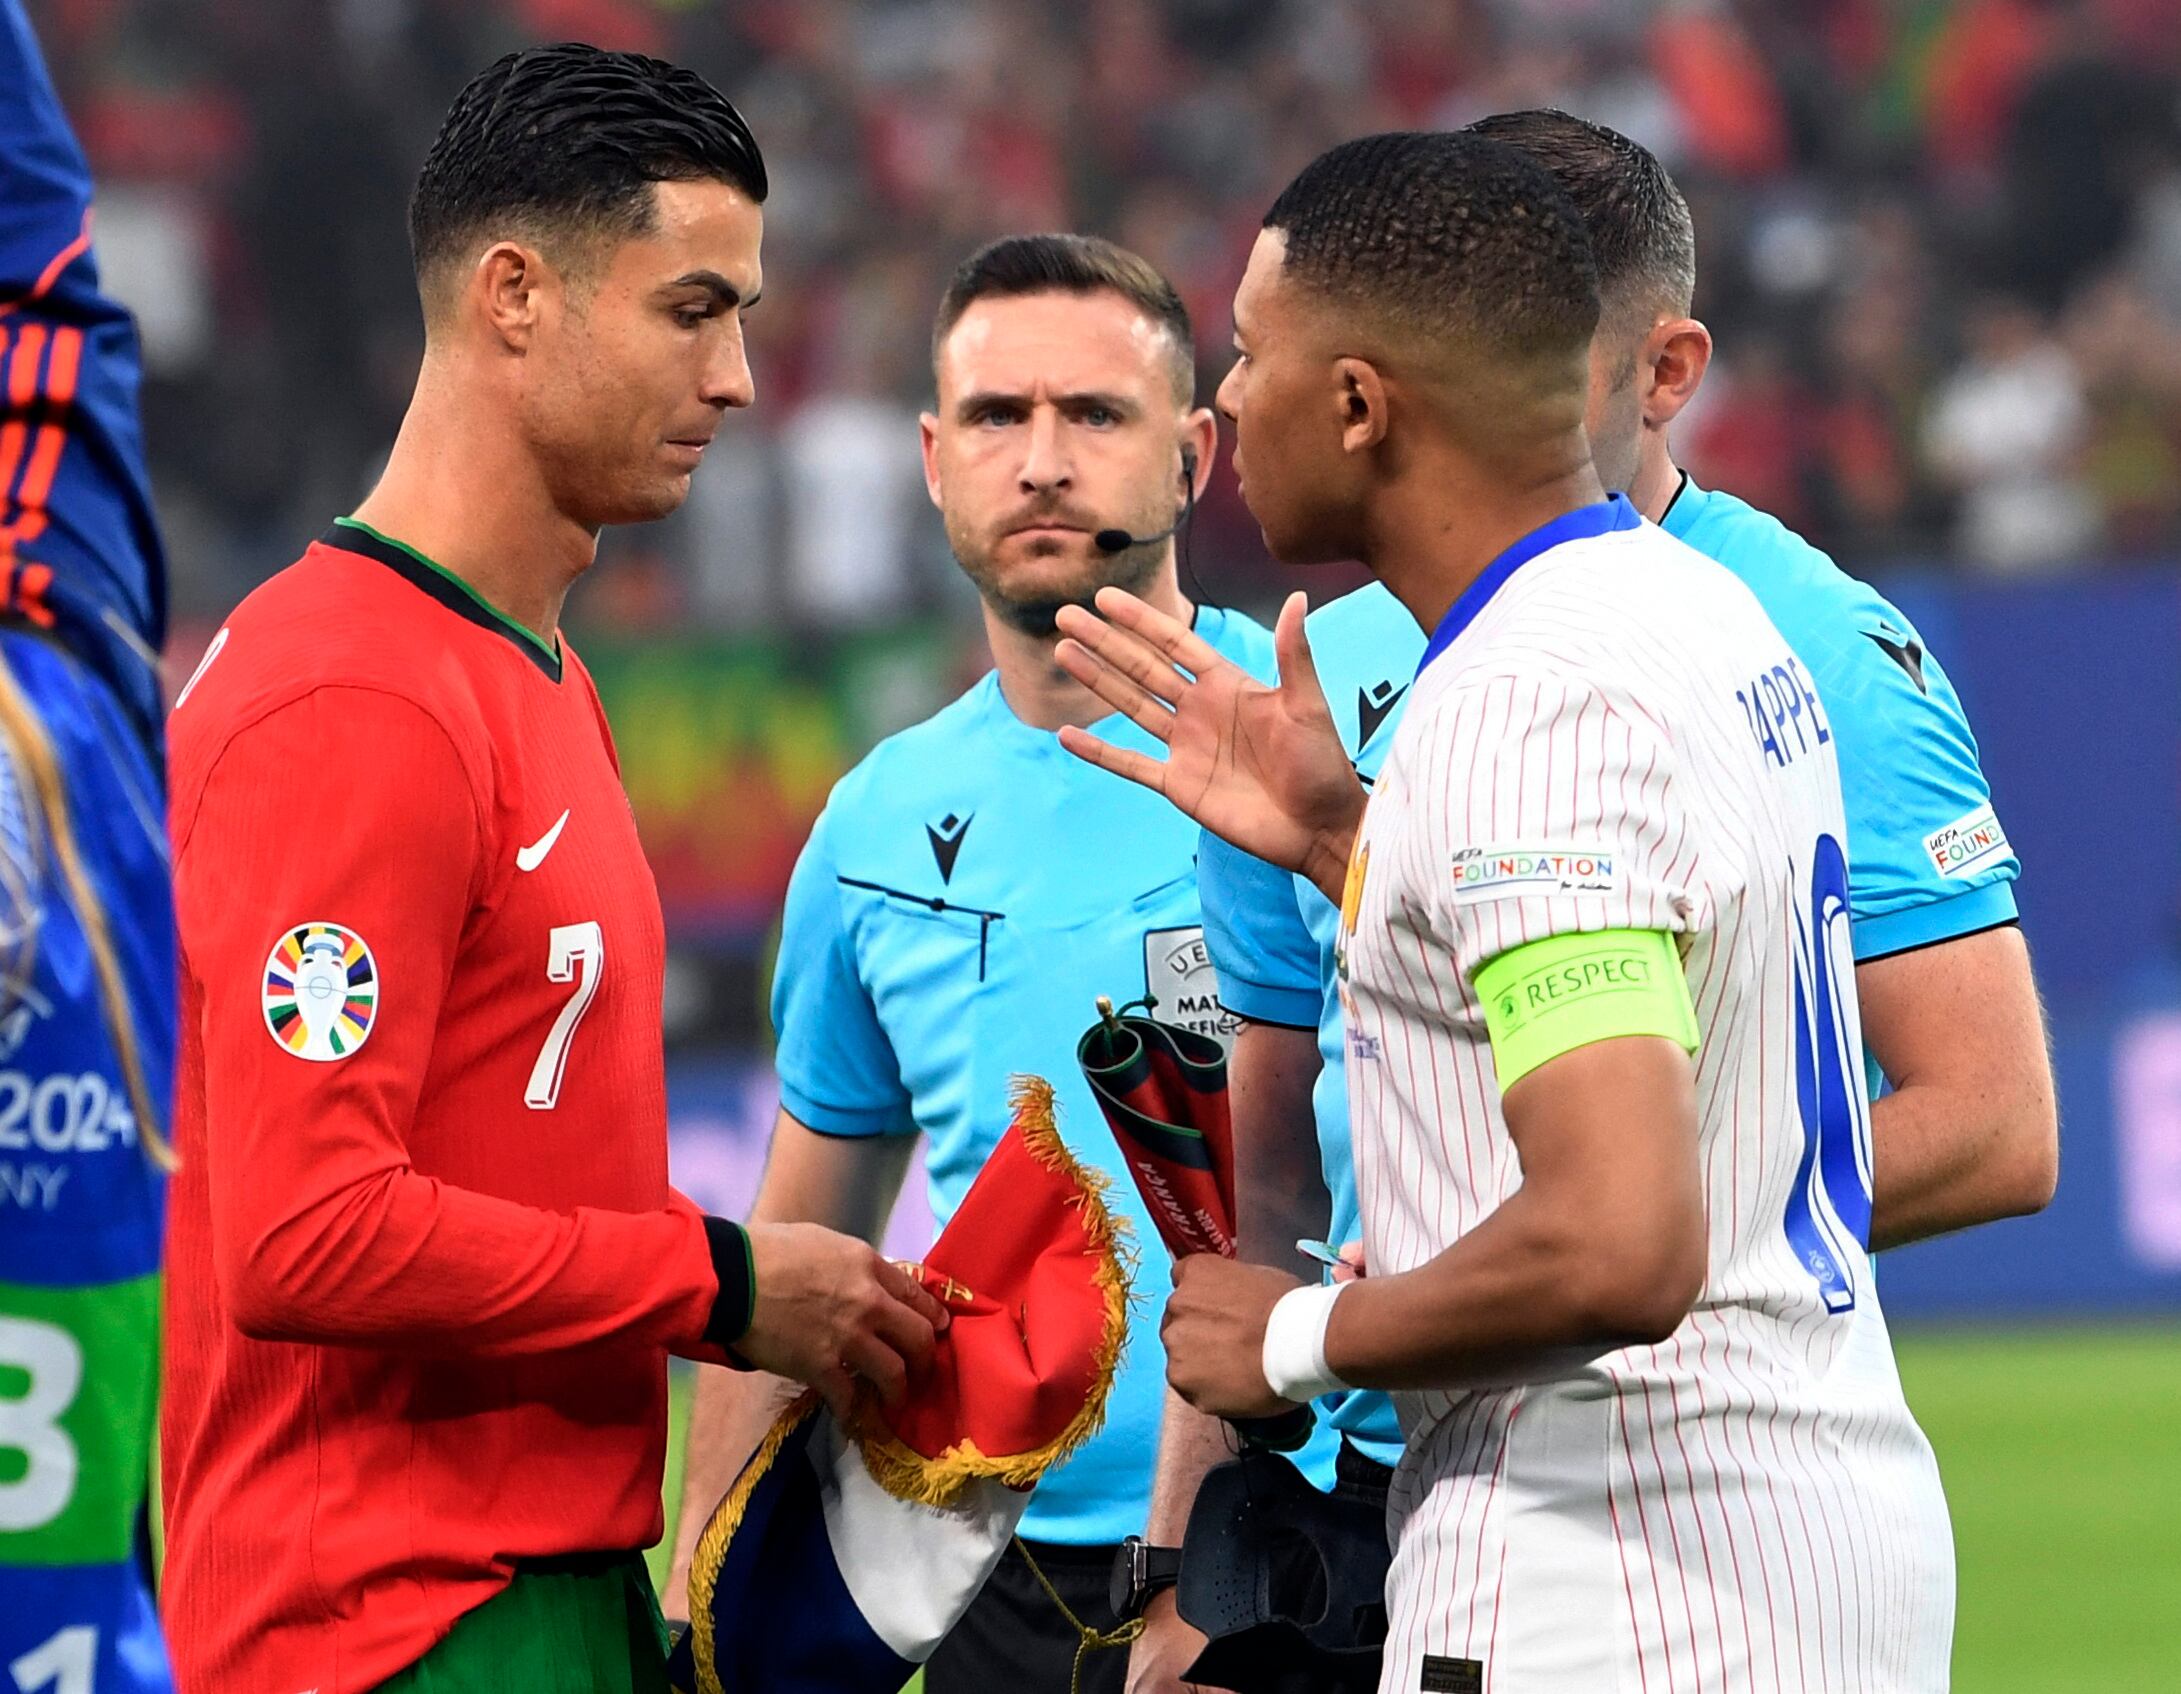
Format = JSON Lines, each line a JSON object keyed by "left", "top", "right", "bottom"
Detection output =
{"left": 28, "top": 0, "right": 2181, "bottom": 628}
{"left": 1923, "top": 294, "right": 2097, "bottom": 573}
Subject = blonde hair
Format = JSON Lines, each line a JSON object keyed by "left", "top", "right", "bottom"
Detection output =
{"left": 0, "top": 644, "right": 173, "bottom": 1170}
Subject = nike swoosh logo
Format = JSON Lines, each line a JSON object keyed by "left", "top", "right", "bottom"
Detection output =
{"left": 516, "top": 810, "right": 570, "bottom": 872}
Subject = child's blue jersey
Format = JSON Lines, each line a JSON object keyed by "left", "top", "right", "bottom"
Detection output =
{"left": 772, "top": 605, "right": 1337, "bottom": 1544}
{"left": 1, "top": 0, "right": 170, "bottom": 754}
{"left": 1199, "top": 477, "right": 2021, "bottom": 1466}
{"left": 0, "top": 632, "right": 175, "bottom": 1694}
{"left": 1, "top": 6, "right": 171, "bottom": 1683}
{"left": 1, "top": 9, "right": 174, "bottom": 1681}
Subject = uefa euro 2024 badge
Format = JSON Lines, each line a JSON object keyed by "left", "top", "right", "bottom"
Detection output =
{"left": 263, "top": 921, "right": 380, "bottom": 1061}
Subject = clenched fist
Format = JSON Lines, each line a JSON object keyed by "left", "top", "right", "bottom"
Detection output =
{"left": 1161, "top": 1256, "right": 1304, "bottom": 1420}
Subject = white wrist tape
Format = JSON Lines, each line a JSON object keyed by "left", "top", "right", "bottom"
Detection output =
{"left": 1261, "top": 1281, "right": 1352, "bottom": 1404}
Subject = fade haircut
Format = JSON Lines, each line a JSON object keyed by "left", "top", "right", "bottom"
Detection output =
{"left": 1263, "top": 132, "right": 1599, "bottom": 368}
{"left": 933, "top": 235, "right": 1196, "bottom": 404}
{"left": 1464, "top": 109, "right": 1697, "bottom": 328}
{"left": 409, "top": 43, "right": 767, "bottom": 307}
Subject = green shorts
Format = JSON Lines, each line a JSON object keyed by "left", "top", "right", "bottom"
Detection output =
{"left": 373, "top": 1553, "right": 673, "bottom": 1694}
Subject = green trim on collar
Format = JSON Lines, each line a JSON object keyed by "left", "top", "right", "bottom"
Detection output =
{"left": 333, "top": 517, "right": 562, "bottom": 669}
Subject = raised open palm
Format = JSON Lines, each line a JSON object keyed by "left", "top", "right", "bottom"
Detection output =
{"left": 1054, "top": 588, "right": 1365, "bottom": 903}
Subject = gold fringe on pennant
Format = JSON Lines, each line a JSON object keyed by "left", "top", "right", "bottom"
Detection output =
{"left": 856, "top": 1074, "right": 1137, "bottom": 1509}
{"left": 686, "top": 1390, "right": 820, "bottom": 1694}
{"left": 680, "top": 1076, "right": 1135, "bottom": 1691}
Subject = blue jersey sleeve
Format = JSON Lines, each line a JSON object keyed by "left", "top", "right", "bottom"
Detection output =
{"left": 1, "top": 0, "right": 170, "bottom": 748}
{"left": 1196, "top": 826, "right": 1320, "bottom": 1028}
{"left": 770, "top": 807, "right": 916, "bottom": 1137}
{"left": 0, "top": 0, "right": 93, "bottom": 303}
{"left": 1822, "top": 622, "right": 2021, "bottom": 961}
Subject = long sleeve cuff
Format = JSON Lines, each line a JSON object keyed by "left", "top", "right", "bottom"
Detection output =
{"left": 700, "top": 1216, "right": 757, "bottom": 1355}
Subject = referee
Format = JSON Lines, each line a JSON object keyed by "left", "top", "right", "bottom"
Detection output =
{"left": 668, "top": 235, "right": 1323, "bottom": 1693}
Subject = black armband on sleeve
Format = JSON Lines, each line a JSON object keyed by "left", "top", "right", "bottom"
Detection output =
{"left": 700, "top": 1216, "right": 757, "bottom": 1361}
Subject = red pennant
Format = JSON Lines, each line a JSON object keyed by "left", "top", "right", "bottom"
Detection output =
{"left": 859, "top": 1077, "right": 1131, "bottom": 1503}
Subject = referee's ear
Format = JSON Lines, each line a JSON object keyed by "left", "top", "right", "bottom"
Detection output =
{"left": 1640, "top": 316, "right": 1712, "bottom": 429}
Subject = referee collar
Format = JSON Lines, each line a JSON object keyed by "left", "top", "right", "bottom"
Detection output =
{"left": 1415, "top": 493, "right": 1639, "bottom": 677}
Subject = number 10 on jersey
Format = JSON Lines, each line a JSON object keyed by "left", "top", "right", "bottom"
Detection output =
{"left": 1782, "top": 835, "right": 1875, "bottom": 1312}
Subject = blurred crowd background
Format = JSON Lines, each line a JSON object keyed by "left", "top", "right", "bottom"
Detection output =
{"left": 31, "top": 0, "right": 2181, "bottom": 629}
{"left": 19, "top": 8, "right": 2179, "bottom": 1679}
{"left": 22, "top": 0, "right": 2181, "bottom": 1179}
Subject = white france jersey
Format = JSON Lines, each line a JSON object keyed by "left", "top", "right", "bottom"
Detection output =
{"left": 1337, "top": 498, "right": 1953, "bottom": 1694}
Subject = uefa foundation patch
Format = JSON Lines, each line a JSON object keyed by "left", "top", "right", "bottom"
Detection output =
{"left": 263, "top": 921, "right": 379, "bottom": 1061}
{"left": 1450, "top": 843, "right": 1620, "bottom": 904}
{"left": 1923, "top": 804, "right": 2010, "bottom": 879}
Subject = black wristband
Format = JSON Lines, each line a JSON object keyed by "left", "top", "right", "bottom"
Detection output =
{"left": 700, "top": 1216, "right": 757, "bottom": 1354}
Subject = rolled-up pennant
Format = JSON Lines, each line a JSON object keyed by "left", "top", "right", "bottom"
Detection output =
{"left": 1077, "top": 996, "right": 1236, "bottom": 1258}
{"left": 1077, "top": 998, "right": 1314, "bottom": 1454}
{"left": 674, "top": 1077, "right": 1131, "bottom": 1694}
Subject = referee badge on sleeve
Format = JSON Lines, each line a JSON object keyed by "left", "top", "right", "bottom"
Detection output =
{"left": 1142, "top": 925, "right": 1239, "bottom": 1057}
{"left": 263, "top": 922, "right": 379, "bottom": 1061}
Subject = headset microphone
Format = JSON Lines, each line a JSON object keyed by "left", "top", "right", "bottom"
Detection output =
{"left": 1092, "top": 519, "right": 1179, "bottom": 554}
{"left": 1093, "top": 448, "right": 1199, "bottom": 555}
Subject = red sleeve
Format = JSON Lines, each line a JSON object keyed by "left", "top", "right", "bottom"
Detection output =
{"left": 176, "top": 685, "right": 722, "bottom": 1359}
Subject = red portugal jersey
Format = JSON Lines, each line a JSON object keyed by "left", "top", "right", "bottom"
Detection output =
{"left": 160, "top": 521, "right": 740, "bottom": 1694}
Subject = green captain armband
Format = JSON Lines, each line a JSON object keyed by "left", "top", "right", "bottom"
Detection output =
{"left": 1472, "top": 928, "right": 1700, "bottom": 1092}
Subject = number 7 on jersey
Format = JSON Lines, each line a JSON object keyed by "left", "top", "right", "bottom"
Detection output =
{"left": 526, "top": 922, "right": 604, "bottom": 1110}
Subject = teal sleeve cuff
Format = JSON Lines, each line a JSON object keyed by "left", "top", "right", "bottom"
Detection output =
{"left": 1214, "top": 970, "right": 1324, "bottom": 1030}
{"left": 777, "top": 1081, "right": 915, "bottom": 1139}
{"left": 1852, "top": 877, "right": 2020, "bottom": 962}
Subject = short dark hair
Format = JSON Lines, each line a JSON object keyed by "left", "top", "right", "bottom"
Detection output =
{"left": 410, "top": 43, "right": 767, "bottom": 298}
{"left": 1263, "top": 132, "right": 1599, "bottom": 366}
{"left": 1464, "top": 109, "right": 1696, "bottom": 324}
{"left": 933, "top": 234, "right": 1196, "bottom": 403}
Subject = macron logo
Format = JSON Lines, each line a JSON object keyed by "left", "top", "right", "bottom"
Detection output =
{"left": 517, "top": 810, "right": 570, "bottom": 872}
{"left": 926, "top": 812, "right": 973, "bottom": 883}
{"left": 1356, "top": 678, "right": 1406, "bottom": 748}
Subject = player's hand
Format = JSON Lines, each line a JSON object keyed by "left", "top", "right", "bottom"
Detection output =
{"left": 1125, "top": 1589, "right": 1209, "bottom": 1694}
{"left": 1161, "top": 1255, "right": 1303, "bottom": 1421}
{"left": 738, "top": 1223, "right": 950, "bottom": 1424}
{"left": 1055, "top": 589, "right": 1365, "bottom": 905}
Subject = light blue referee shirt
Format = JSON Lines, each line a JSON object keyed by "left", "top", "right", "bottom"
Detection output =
{"left": 772, "top": 603, "right": 1336, "bottom": 1545}
{"left": 1199, "top": 476, "right": 2023, "bottom": 1467}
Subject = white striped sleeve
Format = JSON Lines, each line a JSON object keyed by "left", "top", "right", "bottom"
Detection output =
{"left": 1412, "top": 670, "right": 1709, "bottom": 982}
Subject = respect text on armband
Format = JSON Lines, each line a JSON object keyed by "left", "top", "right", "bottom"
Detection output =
{"left": 1489, "top": 946, "right": 1658, "bottom": 1033}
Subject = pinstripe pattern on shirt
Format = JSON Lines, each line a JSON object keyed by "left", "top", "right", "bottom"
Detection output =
{"left": 1342, "top": 522, "right": 1954, "bottom": 1693}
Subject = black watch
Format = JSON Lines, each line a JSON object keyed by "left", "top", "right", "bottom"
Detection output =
{"left": 1108, "top": 1534, "right": 1183, "bottom": 1623}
